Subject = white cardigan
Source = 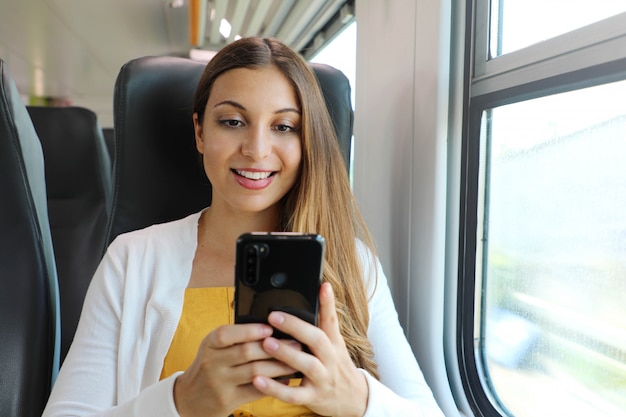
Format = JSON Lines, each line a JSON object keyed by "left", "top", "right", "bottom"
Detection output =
{"left": 43, "top": 211, "right": 444, "bottom": 417}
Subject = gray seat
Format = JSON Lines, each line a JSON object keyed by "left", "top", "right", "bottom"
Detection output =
{"left": 27, "top": 105, "right": 113, "bottom": 363}
{"left": 0, "top": 59, "right": 60, "bottom": 417}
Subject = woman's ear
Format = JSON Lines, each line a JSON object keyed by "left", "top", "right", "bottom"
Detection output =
{"left": 193, "top": 112, "right": 204, "bottom": 154}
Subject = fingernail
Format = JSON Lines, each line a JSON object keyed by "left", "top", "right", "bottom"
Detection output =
{"left": 286, "top": 340, "right": 302, "bottom": 350}
{"left": 254, "top": 376, "right": 268, "bottom": 389}
{"left": 268, "top": 312, "right": 285, "bottom": 325}
{"left": 265, "top": 338, "right": 279, "bottom": 352}
{"left": 323, "top": 282, "right": 333, "bottom": 296}
{"left": 260, "top": 325, "right": 273, "bottom": 337}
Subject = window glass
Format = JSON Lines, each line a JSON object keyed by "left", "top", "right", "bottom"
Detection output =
{"left": 478, "top": 80, "right": 626, "bottom": 416}
{"left": 489, "top": 0, "right": 626, "bottom": 56}
{"left": 309, "top": 21, "right": 356, "bottom": 110}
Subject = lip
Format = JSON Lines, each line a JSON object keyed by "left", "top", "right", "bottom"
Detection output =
{"left": 232, "top": 168, "right": 276, "bottom": 190}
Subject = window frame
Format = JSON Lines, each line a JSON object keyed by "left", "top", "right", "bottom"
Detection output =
{"left": 456, "top": 1, "right": 626, "bottom": 416}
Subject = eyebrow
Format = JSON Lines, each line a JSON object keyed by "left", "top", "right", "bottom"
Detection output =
{"left": 214, "top": 100, "right": 301, "bottom": 115}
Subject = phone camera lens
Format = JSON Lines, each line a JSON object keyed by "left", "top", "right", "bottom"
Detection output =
{"left": 243, "top": 244, "right": 260, "bottom": 285}
{"left": 258, "top": 243, "right": 269, "bottom": 257}
{"left": 270, "top": 272, "right": 287, "bottom": 288}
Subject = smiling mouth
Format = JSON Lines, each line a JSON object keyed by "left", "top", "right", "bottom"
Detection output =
{"left": 232, "top": 169, "right": 275, "bottom": 180}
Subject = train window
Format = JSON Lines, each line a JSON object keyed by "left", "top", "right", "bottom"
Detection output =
{"left": 488, "top": 0, "right": 626, "bottom": 57}
{"left": 477, "top": 80, "right": 626, "bottom": 416}
{"left": 458, "top": 1, "right": 626, "bottom": 416}
{"left": 310, "top": 21, "right": 356, "bottom": 109}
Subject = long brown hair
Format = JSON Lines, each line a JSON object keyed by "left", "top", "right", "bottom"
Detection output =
{"left": 193, "top": 37, "right": 379, "bottom": 378}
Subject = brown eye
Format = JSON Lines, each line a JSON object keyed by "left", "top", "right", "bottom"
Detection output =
{"left": 274, "top": 123, "right": 300, "bottom": 134}
{"left": 219, "top": 119, "right": 244, "bottom": 128}
{"left": 276, "top": 124, "right": 293, "bottom": 132}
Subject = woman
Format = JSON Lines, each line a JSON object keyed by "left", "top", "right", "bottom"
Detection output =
{"left": 43, "top": 37, "right": 444, "bottom": 417}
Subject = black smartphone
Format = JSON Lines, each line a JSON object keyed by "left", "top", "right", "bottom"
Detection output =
{"left": 234, "top": 232, "right": 325, "bottom": 339}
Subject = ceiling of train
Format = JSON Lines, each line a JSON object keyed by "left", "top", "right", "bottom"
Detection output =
{"left": 0, "top": 0, "right": 353, "bottom": 126}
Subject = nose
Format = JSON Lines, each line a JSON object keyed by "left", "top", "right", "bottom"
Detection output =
{"left": 241, "top": 125, "right": 271, "bottom": 160}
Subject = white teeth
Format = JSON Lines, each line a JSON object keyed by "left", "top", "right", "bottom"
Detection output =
{"left": 235, "top": 169, "right": 272, "bottom": 180}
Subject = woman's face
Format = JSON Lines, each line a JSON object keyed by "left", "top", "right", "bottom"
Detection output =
{"left": 194, "top": 65, "right": 302, "bottom": 217}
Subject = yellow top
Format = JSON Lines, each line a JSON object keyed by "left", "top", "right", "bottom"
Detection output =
{"left": 160, "top": 287, "right": 318, "bottom": 417}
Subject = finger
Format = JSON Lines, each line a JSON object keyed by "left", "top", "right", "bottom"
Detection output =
{"left": 194, "top": 340, "right": 297, "bottom": 388}
{"left": 261, "top": 336, "right": 323, "bottom": 381}
{"left": 234, "top": 356, "right": 299, "bottom": 382}
{"left": 262, "top": 337, "right": 307, "bottom": 362}
{"left": 252, "top": 375, "right": 311, "bottom": 405}
{"left": 267, "top": 283, "right": 341, "bottom": 348}
{"left": 317, "top": 282, "right": 343, "bottom": 344}
{"left": 231, "top": 339, "right": 275, "bottom": 364}
{"left": 268, "top": 312, "right": 320, "bottom": 345}
{"left": 204, "top": 323, "right": 273, "bottom": 349}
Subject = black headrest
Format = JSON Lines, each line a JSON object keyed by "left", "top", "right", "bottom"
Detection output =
{"left": 0, "top": 59, "right": 60, "bottom": 417}
{"left": 106, "top": 56, "right": 353, "bottom": 245}
{"left": 28, "top": 106, "right": 112, "bottom": 201}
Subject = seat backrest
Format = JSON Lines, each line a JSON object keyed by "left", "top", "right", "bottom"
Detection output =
{"left": 106, "top": 56, "right": 353, "bottom": 245}
{"left": 101, "top": 127, "right": 115, "bottom": 172}
{"left": 0, "top": 60, "right": 60, "bottom": 417}
{"left": 27, "top": 105, "right": 113, "bottom": 364}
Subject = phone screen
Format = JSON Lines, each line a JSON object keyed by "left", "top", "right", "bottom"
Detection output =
{"left": 234, "top": 232, "right": 325, "bottom": 338}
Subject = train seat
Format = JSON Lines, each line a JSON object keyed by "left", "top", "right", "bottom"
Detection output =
{"left": 106, "top": 55, "right": 353, "bottom": 244}
{"left": 0, "top": 59, "right": 60, "bottom": 417}
{"left": 102, "top": 127, "right": 115, "bottom": 172}
{"left": 27, "top": 105, "right": 113, "bottom": 364}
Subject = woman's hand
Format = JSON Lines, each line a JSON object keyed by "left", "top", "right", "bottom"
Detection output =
{"left": 173, "top": 323, "right": 298, "bottom": 417}
{"left": 251, "top": 282, "right": 370, "bottom": 417}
